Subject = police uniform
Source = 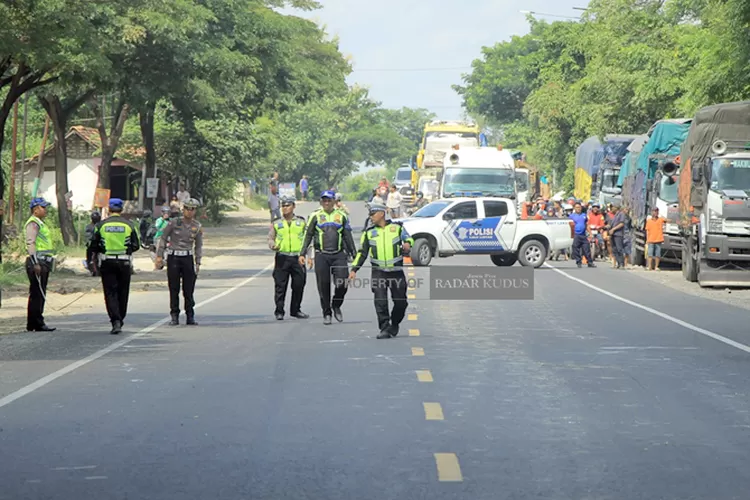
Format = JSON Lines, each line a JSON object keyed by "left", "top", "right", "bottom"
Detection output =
{"left": 350, "top": 201, "right": 414, "bottom": 339}
{"left": 268, "top": 196, "right": 309, "bottom": 320}
{"left": 300, "top": 190, "right": 356, "bottom": 324}
{"left": 24, "top": 198, "right": 56, "bottom": 332}
{"left": 91, "top": 198, "right": 141, "bottom": 334}
{"left": 156, "top": 198, "right": 203, "bottom": 325}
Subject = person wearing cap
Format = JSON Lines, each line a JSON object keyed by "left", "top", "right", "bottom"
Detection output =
{"left": 299, "top": 190, "right": 356, "bottom": 324}
{"left": 349, "top": 200, "right": 413, "bottom": 339}
{"left": 155, "top": 198, "right": 203, "bottom": 326}
{"left": 149, "top": 205, "right": 171, "bottom": 265}
{"left": 85, "top": 211, "right": 102, "bottom": 276}
{"left": 90, "top": 198, "right": 141, "bottom": 334}
{"left": 24, "top": 197, "right": 56, "bottom": 332}
{"left": 268, "top": 195, "right": 309, "bottom": 320}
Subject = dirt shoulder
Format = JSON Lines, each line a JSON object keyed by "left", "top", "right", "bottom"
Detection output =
{"left": 0, "top": 205, "right": 272, "bottom": 332}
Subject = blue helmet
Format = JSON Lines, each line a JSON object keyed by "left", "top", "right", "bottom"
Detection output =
{"left": 109, "top": 198, "right": 124, "bottom": 210}
{"left": 29, "top": 197, "right": 50, "bottom": 210}
{"left": 320, "top": 190, "right": 335, "bottom": 199}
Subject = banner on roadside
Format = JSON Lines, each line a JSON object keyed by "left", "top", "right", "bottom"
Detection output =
{"left": 279, "top": 183, "right": 295, "bottom": 198}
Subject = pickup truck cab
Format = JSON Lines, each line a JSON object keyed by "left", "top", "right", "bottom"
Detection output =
{"left": 396, "top": 197, "right": 574, "bottom": 267}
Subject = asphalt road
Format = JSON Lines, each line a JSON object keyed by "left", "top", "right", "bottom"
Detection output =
{"left": 3, "top": 201, "right": 750, "bottom": 499}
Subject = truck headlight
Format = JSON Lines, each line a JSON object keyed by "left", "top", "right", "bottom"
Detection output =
{"left": 708, "top": 209, "right": 723, "bottom": 233}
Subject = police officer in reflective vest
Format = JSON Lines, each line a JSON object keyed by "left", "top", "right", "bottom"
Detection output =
{"left": 91, "top": 198, "right": 141, "bottom": 334}
{"left": 155, "top": 198, "right": 203, "bottom": 326}
{"left": 25, "top": 197, "right": 56, "bottom": 332}
{"left": 268, "top": 195, "right": 309, "bottom": 320}
{"left": 299, "top": 190, "right": 356, "bottom": 324}
{"left": 349, "top": 200, "right": 413, "bottom": 339}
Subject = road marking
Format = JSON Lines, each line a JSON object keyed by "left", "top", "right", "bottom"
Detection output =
{"left": 0, "top": 263, "right": 275, "bottom": 410}
{"left": 85, "top": 476, "right": 108, "bottom": 480}
{"left": 424, "top": 402, "right": 444, "bottom": 420}
{"left": 545, "top": 264, "right": 750, "bottom": 355}
{"left": 51, "top": 465, "right": 97, "bottom": 471}
{"left": 408, "top": 313, "right": 418, "bottom": 320}
{"left": 434, "top": 453, "right": 463, "bottom": 481}
{"left": 408, "top": 294, "right": 416, "bottom": 299}
{"left": 411, "top": 347, "right": 425, "bottom": 356}
{"left": 409, "top": 329, "right": 420, "bottom": 336}
{"left": 416, "top": 370, "right": 433, "bottom": 382}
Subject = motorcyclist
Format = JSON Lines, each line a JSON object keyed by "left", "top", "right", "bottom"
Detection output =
{"left": 414, "top": 191, "right": 428, "bottom": 210}
{"left": 587, "top": 203, "right": 606, "bottom": 258}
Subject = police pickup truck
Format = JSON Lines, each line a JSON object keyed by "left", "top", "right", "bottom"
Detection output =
{"left": 395, "top": 197, "right": 575, "bottom": 267}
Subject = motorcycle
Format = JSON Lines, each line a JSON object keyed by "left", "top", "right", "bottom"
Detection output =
{"left": 588, "top": 226, "right": 606, "bottom": 261}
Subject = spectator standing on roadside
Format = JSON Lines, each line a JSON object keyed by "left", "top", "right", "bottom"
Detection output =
{"left": 569, "top": 202, "right": 596, "bottom": 268}
{"left": 268, "top": 184, "right": 281, "bottom": 221}
{"left": 608, "top": 205, "right": 627, "bottom": 269}
{"left": 645, "top": 207, "right": 667, "bottom": 271}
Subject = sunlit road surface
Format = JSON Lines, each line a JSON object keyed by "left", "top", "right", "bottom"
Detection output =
{"left": 3, "top": 202, "right": 750, "bottom": 499}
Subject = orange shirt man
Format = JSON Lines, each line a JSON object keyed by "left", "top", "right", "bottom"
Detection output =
{"left": 645, "top": 208, "right": 667, "bottom": 270}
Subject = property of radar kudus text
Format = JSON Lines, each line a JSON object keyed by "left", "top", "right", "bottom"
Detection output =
{"left": 429, "top": 267, "right": 535, "bottom": 300}
{"left": 336, "top": 277, "right": 425, "bottom": 289}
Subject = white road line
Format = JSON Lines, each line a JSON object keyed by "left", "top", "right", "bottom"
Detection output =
{"left": 0, "top": 263, "right": 274, "bottom": 410}
{"left": 51, "top": 466, "right": 97, "bottom": 471}
{"left": 545, "top": 264, "right": 750, "bottom": 355}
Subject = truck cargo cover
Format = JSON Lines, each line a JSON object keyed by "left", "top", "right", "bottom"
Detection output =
{"left": 680, "top": 101, "right": 750, "bottom": 165}
{"left": 617, "top": 134, "right": 649, "bottom": 186}
{"left": 637, "top": 119, "right": 691, "bottom": 177}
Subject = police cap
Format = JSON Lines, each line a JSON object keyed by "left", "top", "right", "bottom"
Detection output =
{"left": 183, "top": 198, "right": 200, "bottom": 209}
{"left": 109, "top": 198, "right": 124, "bottom": 210}
{"left": 29, "top": 197, "right": 50, "bottom": 210}
{"left": 368, "top": 200, "right": 387, "bottom": 213}
{"left": 280, "top": 195, "right": 296, "bottom": 205}
{"left": 320, "top": 190, "right": 335, "bottom": 199}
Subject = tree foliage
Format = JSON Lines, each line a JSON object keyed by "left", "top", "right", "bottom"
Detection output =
{"left": 455, "top": 0, "right": 750, "bottom": 193}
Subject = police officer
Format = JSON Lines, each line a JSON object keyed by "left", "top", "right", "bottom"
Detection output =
{"left": 268, "top": 195, "right": 309, "bottom": 320}
{"left": 91, "top": 198, "right": 141, "bottom": 334}
{"left": 299, "top": 190, "right": 356, "bottom": 324}
{"left": 25, "top": 197, "right": 56, "bottom": 332}
{"left": 155, "top": 198, "right": 203, "bottom": 326}
{"left": 349, "top": 200, "right": 413, "bottom": 339}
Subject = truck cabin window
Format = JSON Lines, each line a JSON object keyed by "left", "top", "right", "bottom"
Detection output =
{"left": 515, "top": 172, "right": 529, "bottom": 191}
{"left": 443, "top": 168, "right": 515, "bottom": 196}
{"left": 396, "top": 169, "right": 412, "bottom": 181}
{"left": 658, "top": 175, "right": 679, "bottom": 203}
{"left": 710, "top": 159, "right": 750, "bottom": 193}
{"left": 600, "top": 169, "right": 619, "bottom": 190}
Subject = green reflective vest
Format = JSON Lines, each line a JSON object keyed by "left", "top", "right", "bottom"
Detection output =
{"left": 274, "top": 216, "right": 306, "bottom": 254}
{"left": 98, "top": 214, "right": 135, "bottom": 255}
{"left": 25, "top": 216, "right": 53, "bottom": 253}
{"left": 354, "top": 221, "right": 414, "bottom": 271}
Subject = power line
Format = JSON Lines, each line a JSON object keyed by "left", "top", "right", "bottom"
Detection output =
{"left": 351, "top": 66, "right": 472, "bottom": 72}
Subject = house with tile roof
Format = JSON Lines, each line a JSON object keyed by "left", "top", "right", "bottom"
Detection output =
{"left": 13, "top": 126, "right": 170, "bottom": 212}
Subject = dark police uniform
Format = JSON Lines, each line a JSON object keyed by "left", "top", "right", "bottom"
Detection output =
{"left": 156, "top": 199, "right": 203, "bottom": 325}
{"left": 91, "top": 198, "right": 140, "bottom": 334}
{"left": 300, "top": 191, "right": 356, "bottom": 324}
{"left": 24, "top": 198, "right": 56, "bottom": 332}
{"left": 268, "top": 198, "right": 308, "bottom": 320}
{"left": 350, "top": 206, "right": 414, "bottom": 339}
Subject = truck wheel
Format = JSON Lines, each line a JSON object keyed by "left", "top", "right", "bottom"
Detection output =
{"left": 682, "top": 236, "right": 698, "bottom": 282}
{"left": 411, "top": 238, "right": 432, "bottom": 267}
{"left": 632, "top": 246, "right": 644, "bottom": 267}
{"left": 491, "top": 254, "right": 517, "bottom": 267}
{"left": 518, "top": 240, "right": 547, "bottom": 268}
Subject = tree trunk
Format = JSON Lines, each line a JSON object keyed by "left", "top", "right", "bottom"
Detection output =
{"left": 40, "top": 96, "right": 76, "bottom": 245}
{"left": 139, "top": 102, "right": 157, "bottom": 205}
{"left": 93, "top": 96, "right": 129, "bottom": 190}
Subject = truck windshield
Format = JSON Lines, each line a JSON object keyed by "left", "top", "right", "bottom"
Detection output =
{"left": 396, "top": 169, "right": 412, "bottom": 181}
{"left": 443, "top": 167, "right": 515, "bottom": 196}
{"left": 658, "top": 175, "right": 679, "bottom": 203}
{"left": 711, "top": 158, "right": 750, "bottom": 194}
{"left": 515, "top": 171, "right": 529, "bottom": 191}
{"left": 412, "top": 200, "right": 451, "bottom": 217}
{"left": 424, "top": 133, "right": 479, "bottom": 158}
{"left": 600, "top": 168, "right": 619, "bottom": 191}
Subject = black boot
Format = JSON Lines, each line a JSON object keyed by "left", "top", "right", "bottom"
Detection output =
{"left": 186, "top": 315, "right": 197, "bottom": 326}
{"left": 110, "top": 320, "right": 122, "bottom": 335}
{"left": 377, "top": 323, "right": 393, "bottom": 339}
{"left": 169, "top": 314, "right": 179, "bottom": 326}
{"left": 388, "top": 324, "right": 400, "bottom": 337}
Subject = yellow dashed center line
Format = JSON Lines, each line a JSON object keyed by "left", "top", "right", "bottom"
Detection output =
{"left": 434, "top": 453, "right": 463, "bottom": 481}
{"left": 423, "top": 402, "right": 444, "bottom": 420}
{"left": 408, "top": 313, "right": 418, "bottom": 321}
{"left": 416, "top": 370, "right": 433, "bottom": 382}
{"left": 409, "top": 328, "right": 420, "bottom": 336}
{"left": 411, "top": 347, "right": 424, "bottom": 356}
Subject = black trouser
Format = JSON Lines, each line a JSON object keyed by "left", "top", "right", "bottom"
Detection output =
{"left": 273, "top": 253, "right": 306, "bottom": 315}
{"left": 571, "top": 234, "right": 592, "bottom": 264}
{"left": 612, "top": 233, "right": 625, "bottom": 267}
{"left": 371, "top": 268, "right": 408, "bottom": 331}
{"left": 167, "top": 255, "right": 197, "bottom": 317}
{"left": 314, "top": 251, "right": 348, "bottom": 316}
{"left": 26, "top": 257, "right": 50, "bottom": 330}
{"left": 100, "top": 259, "right": 132, "bottom": 324}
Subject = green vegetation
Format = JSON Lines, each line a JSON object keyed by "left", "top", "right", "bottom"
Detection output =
{"left": 454, "top": 0, "right": 750, "bottom": 193}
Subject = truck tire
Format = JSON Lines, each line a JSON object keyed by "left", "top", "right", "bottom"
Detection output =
{"left": 682, "top": 235, "right": 698, "bottom": 282}
{"left": 518, "top": 240, "right": 547, "bottom": 268}
{"left": 632, "top": 245, "right": 644, "bottom": 267}
{"left": 491, "top": 254, "right": 517, "bottom": 267}
{"left": 411, "top": 238, "right": 432, "bottom": 267}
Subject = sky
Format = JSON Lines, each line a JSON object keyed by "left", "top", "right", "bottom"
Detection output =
{"left": 280, "top": 0, "right": 590, "bottom": 121}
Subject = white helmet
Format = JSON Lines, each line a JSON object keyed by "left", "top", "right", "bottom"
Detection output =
{"left": 335, "top": 193, "right": 342, "bottom": 201}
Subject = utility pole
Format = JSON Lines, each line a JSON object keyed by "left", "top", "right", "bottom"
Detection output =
{"left": 31, "top": 117, "right": 50, "bottom": 198}
{"left": 18, "top": 94, "right": 28, "bottom": 226}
